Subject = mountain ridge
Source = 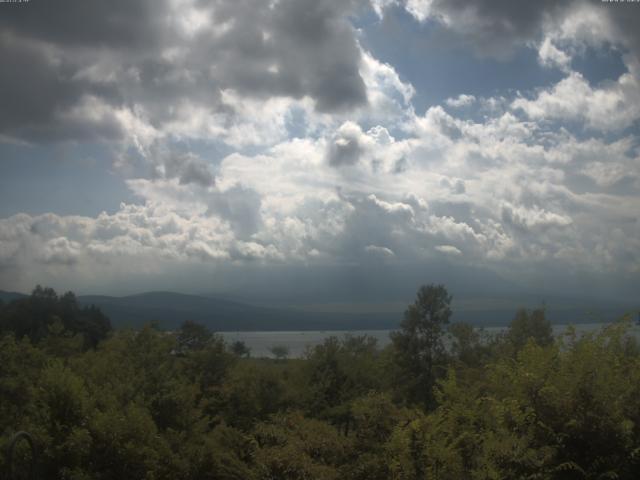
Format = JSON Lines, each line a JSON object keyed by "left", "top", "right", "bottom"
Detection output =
{"left": 1, "top": 289, "right": 637, "bottom": 331}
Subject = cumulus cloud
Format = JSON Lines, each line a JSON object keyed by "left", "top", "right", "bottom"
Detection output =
{"left": 446, "top": 94, "right": 476, "bottom": 108}
{"left": 512, "top": 71, "right": 640, "bottom": 132}
{"left": 0, "top": 0, "right": 368, "bottom": 145}
{"left": 537, "top": 37, "right": 571, "bottom": 71}
{"left": 1, "top": 0, "right": 639, "bottom": 299}
{"left": 326, "top": 122, "right": 369, "bottom": 167}
{"left": 150, "top": 150, "right": 215, "bottom": 187}
{"left": 207, "top": 185, "right": 263, "bottom": 239}
{"left": 402, "top": 0, "right": 640, "bottom": 68}
{"left": 404, "top": 0, "right": 572, "bottom": 58}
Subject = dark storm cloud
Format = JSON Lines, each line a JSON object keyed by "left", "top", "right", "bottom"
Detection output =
{"left": 194, "top": 0, "right": 367, "bottom": 111}
{"left": 269, "top": 0, "right": 368, "bottom": 111}
{"left": 405, "top": 0, "right": 572, "bottom": 58}
{"left": 0, "top": 33, "right": 124, "bottom": 142}
{"left": 0, "top": 0, "right": 367, "bottom": 144}
{"left": 604, "top": 4, "right": 640, "bottom": 60}
{"left": 405, "top": 0, "right": 640, "bottom": 62}
{"left": 0, "top": 0, "right": 170, "bottom": 48}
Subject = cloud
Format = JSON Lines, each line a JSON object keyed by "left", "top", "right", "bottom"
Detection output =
{"left": 364, "top": 244, "right": 395, "bottom": 258}
{"left": 511, "top": 71, "right": 640, "bottom": 132}
{"left": 537, "top": 37, "right": 571, "bottom": 71}
{"left": 371, "top": 0, "right": 399, "bottom": 18}
{"left": 155, "top": 150, "right": 215, "bottom": 187}
{"left": 0, "top": 0, "right": 368, "bottom": 145}
{"left": 402, "top": 0, "right": 640, "bottom": 67}
{"left": 207, "top": 185, "right": 263, "bottom": 239}
{"left": 326, "top": 122, "right": 369, "bottom": 167}
{"left": 501, "top": 204, "right": 572, "bottom": 232}
{"left": 39, "top": 237, "right": 81, "bottom": 266}
{"left": 2, "top": 92, "right": 640, "bottom": 291}
{"left": 1, "top": 0, "right": 639, "bottom": 300}
{"left": 0, "top": 35, "right": 127, "bottom": 143}
{"left": 446, "top": 94, "right": 476, "bottom": 108}
{"left": 359, "top": 51, "right": 415, "bottom": 123}
{"left": 597, "top": 3, "right": 640, "bottom": 62}
{"left": 0, "top": 0, "right": 169, "bottom": 48}
{"left": 404, "top": 0, "right": 572, "bottom": 59}
{"left": 435, "top": 245, "right": 462, "bottom": 256}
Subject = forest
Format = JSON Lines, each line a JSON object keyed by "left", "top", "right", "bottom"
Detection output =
{"left": 1, "top": 285, "right": 640, "bottom": 479}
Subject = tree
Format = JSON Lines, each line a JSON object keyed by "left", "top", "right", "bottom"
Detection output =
{"left": 221, "top": 362, "right": 288, "bottom": 430}
{"left": 77, "top": 304, "right": 112, "bottom": 348}
{"left": 231, "top": 340, "right": 251, "bottom": 358}
{"left": 254, "top": 412, "right": 350, "bottom": 480}
{"left": 506, "top": 307, "right": 553, "bottom": 352}
{"left": 0, "top": 286, "right": 111, "bottom": 347}
{"left": 391, "top": 284, "right": 452, "bottom": 409}
{"left": 304, "top": 335, "right": 385, "bottom": 423}
{"left": 270, "top": 345, "right": 290, "bottom": 361}
{"left": 448, "top": 321, "right": 490, "bottom": 367}
{"left": 177, "top": 320, "right": 213, "bottom": 352}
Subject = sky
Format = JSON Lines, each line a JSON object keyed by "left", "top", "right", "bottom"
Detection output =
{"left": 0, "top": 0, "right": 639, "bottom": 305}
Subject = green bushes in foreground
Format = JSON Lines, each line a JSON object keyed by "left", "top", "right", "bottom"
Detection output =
{"left": 1, "top": 285, "right": 639, "bottom": 479}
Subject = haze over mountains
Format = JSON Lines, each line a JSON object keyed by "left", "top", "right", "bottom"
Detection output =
{"left": 1, "top": 289, "right": 636, "bottom": 332}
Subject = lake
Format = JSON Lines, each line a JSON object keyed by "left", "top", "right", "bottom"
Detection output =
{"left": 221, "top": 322, "right": 640, "bottom": 358}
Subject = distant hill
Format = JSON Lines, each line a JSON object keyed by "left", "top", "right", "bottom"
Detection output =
{"left": 1, "top": 289, "right": 636, "bottom": 332}
{"left": 75, "top": 291, "right": 398, "bottom": 331}
{"left": 68, "top": 292, "right": 640, "bottom": 331}
{"left": 0, "top": 290, "right": 27, "bottom": 303}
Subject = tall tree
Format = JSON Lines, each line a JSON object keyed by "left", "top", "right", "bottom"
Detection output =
{"left": 391, "top": 284, "right": 452, "bottom": 409}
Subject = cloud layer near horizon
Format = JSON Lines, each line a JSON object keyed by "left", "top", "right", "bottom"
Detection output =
{"left": 1, "top": 0, "right": 639, "bottom": 299}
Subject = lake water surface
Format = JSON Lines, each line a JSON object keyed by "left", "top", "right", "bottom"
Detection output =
{"left": 222, "top": 322, "right": 640, "bottom": 358}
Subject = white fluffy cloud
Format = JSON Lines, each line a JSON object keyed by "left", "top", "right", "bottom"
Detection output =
{"left": 512, "top": 71, "right": 640, "bottom": 132}
{"left": 446, "top": 94, "right": 476, "bottom": 108}
{"left": 4, "top": 84, "right": 639, "bottom": 292}
{"left": 1, "top": 0, "right": 640, "bottom": 297}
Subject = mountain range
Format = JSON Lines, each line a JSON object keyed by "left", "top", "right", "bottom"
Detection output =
{"left": 1, "top": 289, "right": 637, "bottom": 331}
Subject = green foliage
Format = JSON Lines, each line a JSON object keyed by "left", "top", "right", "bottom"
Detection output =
{"left": 221, "top": 361, "right": 291, "bottom": 430}
{"left": 385, "top": 319, "right": 640, "bottom": 479}
{"left": 2, "top": 285, "right": 640, "bottom": 480}
{"left": 506, "top": 307, "right": 554, "bottom": 352}
{"left": 178, "top": 320, "right": 214, "bottom": 352}
{"left": 343, "top": 393, "right": 410, "bottom": 479}
{"left": 269, "top": 345, "right": 290, "bottom": 361}
{"left": 390, "top": 284, "right": 452, "bottom": 409}
{"left": 230, "top": 340, "right": 251, "bottom": 358}
{"left": 448, "top": 321, "right": 492, "bottom": 366}
{"left": 303, "top": 335, "right": 386, "bottom": 424}
{"left": 254, "top": 412, "right": 350, "bottom": 480}
{"left": 0, "top": 286, "right": 111, "bottom": 348}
